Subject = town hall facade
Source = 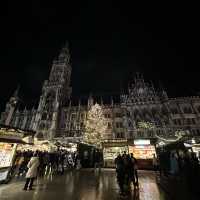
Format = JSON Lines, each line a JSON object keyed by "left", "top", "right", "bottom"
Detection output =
{"left": 1, "top": 44, "right": 200, "bottom": 143}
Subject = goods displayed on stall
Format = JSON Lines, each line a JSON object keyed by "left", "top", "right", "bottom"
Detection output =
{"left": 129, "top": 145, "right": 156, "bottom": 160}
{"left": 102, "top": 139, "right": 128, "bottom": 168}
{"left": 129, "top": 139, "right": 156, "bottom": 159}
{"left": 103, "top": 146, "right": 128, "bottom": 167}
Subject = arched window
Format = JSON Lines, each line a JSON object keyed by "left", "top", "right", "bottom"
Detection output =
{"left": 41, "top": 112, "right": 47, "bottom": 120}
{"left": 171, "top": 107, "right": 178, "bottom": 114}
{"left": 39, "top": 123, "right": 45, "bottom": 130}
{"left": 161, "top": 106, "right": 168, "bottom": 115}
{"left": 197, "top": 106, "right": 200, "bottom": 113}
{"left": 116, "top": 132, "right": 124, "bottom": 138}
{"left": 192, "top": 118, "right": 195, "bottom": 124}
{"left": 184, "top": 107, "right": 192, "bottom": 114}
{"left": 36, "top": 132, "right": 44, "bottom": 139}
{"left": 45, "top": 91, "right": 56, "bottom": 111}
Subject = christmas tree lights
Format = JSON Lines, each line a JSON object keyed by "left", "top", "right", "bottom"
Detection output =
{"left": 83, "top": 103, "right": 107, "bottom": 148}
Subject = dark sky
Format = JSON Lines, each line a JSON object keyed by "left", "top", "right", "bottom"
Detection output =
{"left": 0, "top": 1, "right": 199, "bottom": 111}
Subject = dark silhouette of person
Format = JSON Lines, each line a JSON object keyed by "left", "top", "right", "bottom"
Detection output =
{"left": 115, "top": 153, "right": 125, "bottom": 195}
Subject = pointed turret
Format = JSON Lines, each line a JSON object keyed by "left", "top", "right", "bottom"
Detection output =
{"left": 111, "top": 96, "right": 114, "bottom": 106}
{"left": 1, "top": 86, "right": 21, "bottom": 126}
{"left": 158, "top": 81, "right": 168, "bottom": 101}
{"left": 88, "top": 94, "right": 94, "bottom": 108}
{"left": 13, "top": 85, "right": 20, "bottom": 98}
{"left": 57, "top": 41, "right": 70, "bottom": 64}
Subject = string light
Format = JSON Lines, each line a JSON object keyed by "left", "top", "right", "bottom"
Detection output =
{"left": 83, "top": 103, "right": 107, "bottom": 148}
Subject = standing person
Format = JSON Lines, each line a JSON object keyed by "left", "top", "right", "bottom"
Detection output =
{"left": 17, "top": 155, "right": 25, "bottom": 177}
{"left": 121, "top": 152, "right": 132, "bottom": 195}
{"left": 94, "top": 149, "right": 101, "bottom": 171}
{"left": 115, "top": 153, "right": 125, "bottom": 196}
{"left": 43, "top": 152, "right": 49, "bottom": 175}
{"left": 152, "top": 154, "right": 158, "bottom": 172}
{"left": 130, "top": 153, "right": 138, "bottom": 187}
{"left": 130, "top": 153, "right": 136, "bottom": 185}
{"left": 170, "top": 152, "right": 179, "bottom": 175}
{"left": 23, "top": 152, "right": 40, "bottom": 191}
{"left": 74, "top": 153, "right": 82, "bottom": 170}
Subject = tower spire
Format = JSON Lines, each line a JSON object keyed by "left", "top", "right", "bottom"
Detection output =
{"left": 58, "top": 41, "right": 70, "bottom": 63}
{"left": 13, "top": 85, "right": 20, "bottom": 97}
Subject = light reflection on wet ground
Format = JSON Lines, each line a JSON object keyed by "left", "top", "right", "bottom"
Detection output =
{"left": 0, "top": 169, "right": 168, "bottom": 200}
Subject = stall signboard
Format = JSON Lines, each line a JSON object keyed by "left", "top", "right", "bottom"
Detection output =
{"left": 134, "top": 139, "right": 150, "bottom": 145}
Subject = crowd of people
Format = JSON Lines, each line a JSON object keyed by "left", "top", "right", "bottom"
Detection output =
{"left": 10, "top": 146, "right": 200, "bottom": 195}
{"left": 159, "top": 150, "right": 200, "bottom": 194}
{"left": 12, "top": 149, "right": 79, "bottom": 190}
{"left": 115, "top": 152, "right": 139, "bottom": 196}
{"left": 14, "top": 150, "right": 78, "bottom": 177}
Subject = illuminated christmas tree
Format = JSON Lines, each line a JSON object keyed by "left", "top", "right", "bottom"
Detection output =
{"left": 83, "top": 103, "right": 107, "bottom": 147}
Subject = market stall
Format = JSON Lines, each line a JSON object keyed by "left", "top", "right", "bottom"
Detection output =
{"left": 77, "top": 143, "right": 96, "bottom": 168}
{"left": 0, "top": 125, "right": 35, "bottom": 183}
{"left": 129, "top": 139, "right": 156, "bottom": 169}
{"left": 192, "top": 144, "right": 200, "bottom": 160}
{"left": 0, "top": 143, "right": 17, "bottom": 182}
{"left": 102, "top": 139, "right": 128, "bottom": 168}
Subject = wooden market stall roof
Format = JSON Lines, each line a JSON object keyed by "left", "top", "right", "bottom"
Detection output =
{"left": 0, "top": 124, "right": 35, "bottom": 144}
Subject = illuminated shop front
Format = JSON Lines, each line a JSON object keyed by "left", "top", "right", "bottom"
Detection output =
{"left": 0, "top": 126, "right": 34, "bottom": 183}
{"left": 102, "top": 139, "right": 128, "bottom": 168}
{"left": 0, "top": 143, "right": 17, "bottom": 182}
{"left": 129, "top": 139, "right": 156, "bottom": 169}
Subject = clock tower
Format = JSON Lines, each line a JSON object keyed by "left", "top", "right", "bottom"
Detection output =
{"left": 33, "top": 42, "right": 72, "bottom": 140}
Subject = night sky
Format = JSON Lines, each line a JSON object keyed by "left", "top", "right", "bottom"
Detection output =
{"left": 0, "top": 2, "right": 199, "bottom": 111}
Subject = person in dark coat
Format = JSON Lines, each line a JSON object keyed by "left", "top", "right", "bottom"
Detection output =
{"left": 94, "top": 149, "right": 102, "bottom": 171}
{"left": 115, "top": 154, "right": 125, "bottom": 195}
{"left": 130, "top": 153, "right": 138, "bottom": 187}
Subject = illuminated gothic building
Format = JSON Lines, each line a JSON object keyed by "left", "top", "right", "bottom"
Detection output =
{"left": 1, "top": 44, "right": 200, "bottom": 143}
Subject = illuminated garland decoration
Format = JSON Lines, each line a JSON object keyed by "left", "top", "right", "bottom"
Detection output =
{"left": 155, "top": 128, "right": 187, "bottom": 142}
{"left": 137, "top": 121, "right": 155, "bottom": 130}
{"left": 155, "top": 133, "right": 183, "bottom": 142}
{"left": 137, "top": 121, "right": 186, "bottom": 143}
{"left": 83, "top": 103, "right": 107, "bottom": 147}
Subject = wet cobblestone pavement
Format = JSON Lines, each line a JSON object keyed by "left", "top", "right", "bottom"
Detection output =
{"left": 0, "top": 169, "right": 168, "bottom": 200}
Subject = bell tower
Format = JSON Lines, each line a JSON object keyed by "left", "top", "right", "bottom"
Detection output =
{"left": 0, "top": 86, "right": 20, "bottom": 126}
{"left": 34, "top": 42, "right": 72, "bottom": 140}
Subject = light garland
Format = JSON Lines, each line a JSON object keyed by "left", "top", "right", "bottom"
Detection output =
{"left": 136, "top": 121, "right": 187, "bottom": 143}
